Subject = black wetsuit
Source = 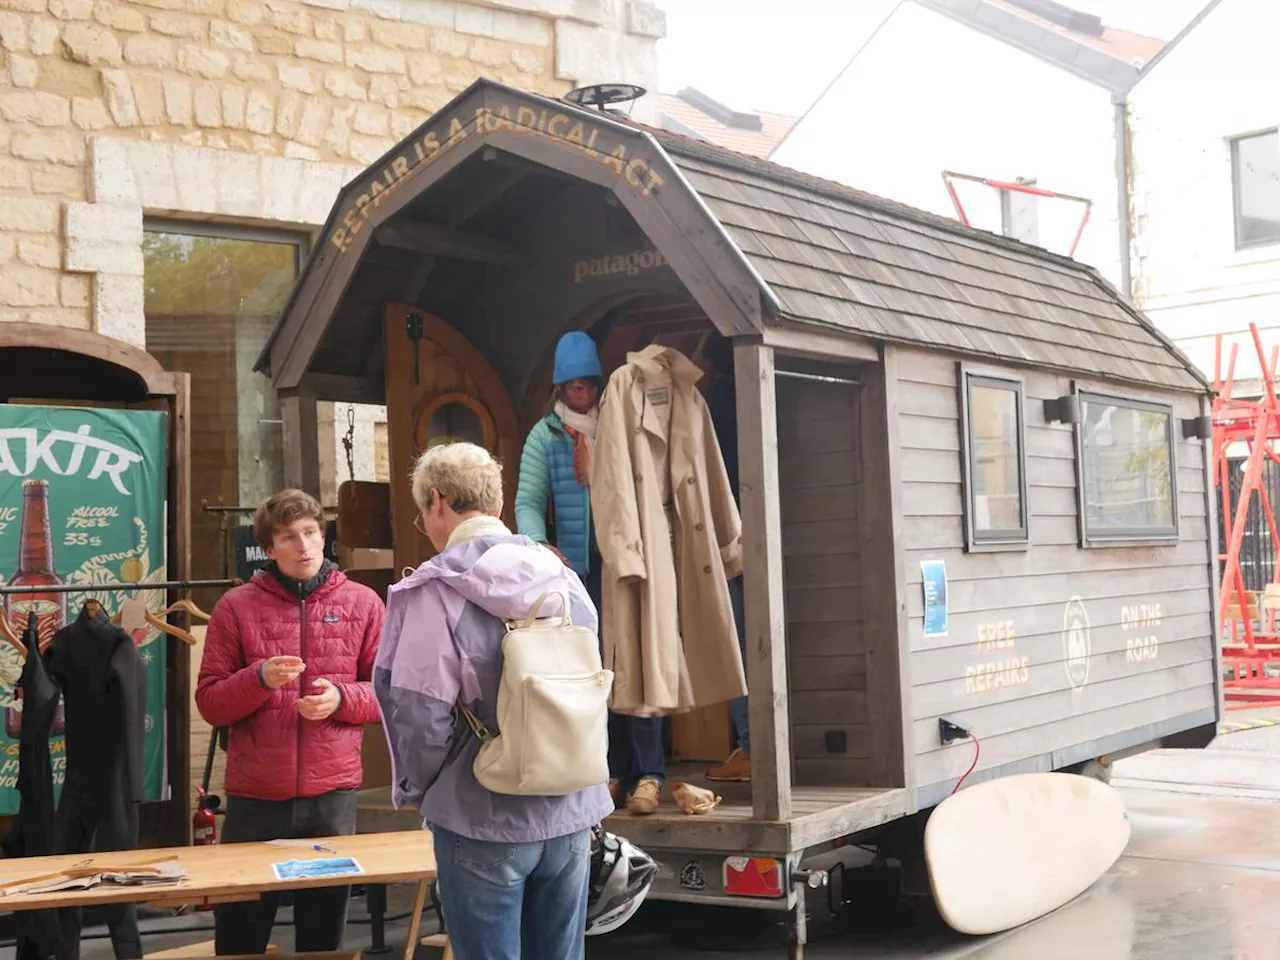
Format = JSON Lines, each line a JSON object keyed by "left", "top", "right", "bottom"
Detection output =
{"left": 1, "top": 621, "right": 66, "bottom": 960}
{"left": 45, "top": 604, "right": 147, "bottom": 960}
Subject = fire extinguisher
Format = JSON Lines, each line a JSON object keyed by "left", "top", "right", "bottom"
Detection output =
{"left": 193, "top": 786, "right": 218, "bottom": 845}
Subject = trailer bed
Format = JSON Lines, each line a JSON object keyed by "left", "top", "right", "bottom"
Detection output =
{"left": 601, "top": 764, "right": 907, "bottom": 855}
{"left": 357, "top": 768, "right": 906, "bottom": 858}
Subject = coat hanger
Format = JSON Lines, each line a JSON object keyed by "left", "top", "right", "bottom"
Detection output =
{"left": 0, "top": 615, "right": 26, "bottom": 659}
{"left": 110, "top": 597, "right": 198, "bottom": 646}
{"left": 144, "top": 608, "right": 197, "bottom": 646}
{"left": 160, "top": 598, "right": 211, "bottom": 622}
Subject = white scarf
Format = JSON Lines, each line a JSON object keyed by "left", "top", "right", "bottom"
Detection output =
{"left": 446, "top": 514, "right": 510, "bottom": 549}
{"left": 555, "top": 400, "right": 599, "bottom": 441}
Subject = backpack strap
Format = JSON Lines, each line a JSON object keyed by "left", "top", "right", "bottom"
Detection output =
{"left": 458, "top": 701, "right": 494, "bottom": 744}
{"left": 520, "top": 591, "right": 572, "bottom": 628}
{"left": 459, "top": 590, "right": 573, "bottom": 746}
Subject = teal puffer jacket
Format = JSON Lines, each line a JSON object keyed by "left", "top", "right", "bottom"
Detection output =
{"left": 514, "top": 414, "right": 594, "bottom": 575}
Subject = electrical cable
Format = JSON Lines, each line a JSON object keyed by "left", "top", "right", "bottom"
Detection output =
{"left": 951, "top": 731, "right": 981, "bottom": 795}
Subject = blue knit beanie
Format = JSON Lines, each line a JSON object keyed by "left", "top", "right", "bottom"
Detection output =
{"left": 552, "top": 331, "right": 602, "bottom": 385}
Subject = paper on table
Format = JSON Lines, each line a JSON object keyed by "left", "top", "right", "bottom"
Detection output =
{"left": 272, "top": 858, "right": 364, "bottom": 882}
{"left": 17, "top": 862, "right": 189, "bottom": 895}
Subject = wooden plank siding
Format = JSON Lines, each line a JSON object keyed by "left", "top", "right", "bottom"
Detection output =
{"left": 776, "top": 372, "right": 871, "bottom": 787}
{"left": 893, "top": 349, "right": 1216, "bottom": 799}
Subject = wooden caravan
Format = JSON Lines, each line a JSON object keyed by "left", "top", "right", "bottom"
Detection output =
{"left": 257, "top": 80, "right": 1219, "bottom": 947}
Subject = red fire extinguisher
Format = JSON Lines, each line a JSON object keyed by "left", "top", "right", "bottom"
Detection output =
{"left": 193, "top": 785, "right": 218, "bottom": 845}
{"left": 193, "top": 786, "right": 220, "bottom": 911}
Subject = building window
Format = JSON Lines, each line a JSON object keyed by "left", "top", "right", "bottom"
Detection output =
{"left": 1078, "top": 392, "right": 1177, "bottom": 542}
{"left": 961, "top": 372, "right": 1028, "bottom": 548}
{"left": 1231, "top": 131, "right": 1280, "bottom": 249}
{"left": 142, "top": 222, "right": 306, "bottom": 602}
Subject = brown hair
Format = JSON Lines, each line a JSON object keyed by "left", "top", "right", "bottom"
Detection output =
{"left": 253, "top": 489, "right": 325, "bottom": 548}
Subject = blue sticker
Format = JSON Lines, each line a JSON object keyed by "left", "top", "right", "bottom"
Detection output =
{"left": 324, "top": 614, "right": 341, "bottom": 624}
{"left": 921, "top": 560, "right": 948, "bottom": 639}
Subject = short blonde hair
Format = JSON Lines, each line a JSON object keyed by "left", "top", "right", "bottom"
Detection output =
{"left": 411, "top": 441, "right": 503, "bottom": 515}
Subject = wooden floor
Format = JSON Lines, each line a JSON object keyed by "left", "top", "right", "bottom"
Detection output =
{"left": 601, "top": 763, "right": 907, "bottom": 855}
{"left": 356, "top": 765, "right": 908, "bottom": 856}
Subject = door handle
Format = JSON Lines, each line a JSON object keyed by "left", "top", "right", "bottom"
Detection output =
{"left": 406, "top": 312, "right": 424, "bottom": 385}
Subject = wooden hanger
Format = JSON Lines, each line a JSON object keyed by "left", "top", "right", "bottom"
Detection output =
{"left": 110, "top": 598, "right": 198, "bottom": 646}
{"left": 0, "top": 615, "right": 26, "bottom": 659}
{"left": 144, "top": 608, "right": 197, "bottom": 646}
{"left": 160, "top": 598, "right": 212, "bottom": 622}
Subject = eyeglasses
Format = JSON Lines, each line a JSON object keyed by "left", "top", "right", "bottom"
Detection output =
{"left": 413, "top": 514, "right": 428, "bottom": 537}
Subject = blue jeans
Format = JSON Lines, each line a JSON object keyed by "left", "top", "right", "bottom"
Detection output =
{"left": 431, "top": 825, "right": 592, "bottom": 960}
{"left": 727, "top": 575, "right": 750, "bottom": 754}
{"left": 583, "top": 559, "right": 665, "bottom": 788}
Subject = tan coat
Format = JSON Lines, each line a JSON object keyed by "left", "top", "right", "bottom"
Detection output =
{"left": 590, "top": 344, "right": 746, "bottom": 716}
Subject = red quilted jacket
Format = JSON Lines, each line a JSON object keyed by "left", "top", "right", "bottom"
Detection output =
{"left": 195, "top": 565, "right": 385, "bottom": 801}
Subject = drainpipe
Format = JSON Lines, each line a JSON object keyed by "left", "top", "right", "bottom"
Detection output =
{"left": 1113, "top": 93, "right": 1132, "bottom": 301}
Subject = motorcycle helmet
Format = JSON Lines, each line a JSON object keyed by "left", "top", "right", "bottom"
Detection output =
{"left": 585, "top": 826, "right": 657, "bottom": 936}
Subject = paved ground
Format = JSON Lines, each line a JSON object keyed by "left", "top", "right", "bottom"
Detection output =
{"left": 27, "top": 711, "right": 1280, "bottom": 959}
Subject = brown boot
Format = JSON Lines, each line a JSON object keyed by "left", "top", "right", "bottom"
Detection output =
{"left": 705, "top": 747, "right": 751, "bottom": 782}
{"left": 627, "top": 778, "right": 662, "bottom": 816}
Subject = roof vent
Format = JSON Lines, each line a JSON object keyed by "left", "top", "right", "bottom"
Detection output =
{"left": 1005, "top": 0, "right": 1104, "bottom": 38}
{"left": 564, "top": 83, "right": 646, "bottom": 116}
{"left": 676, "top": 87, "right": 763, "bottom": 132}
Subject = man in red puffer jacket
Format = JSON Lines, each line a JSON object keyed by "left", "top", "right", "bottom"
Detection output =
{"left": 196, "top": 489, "right": 385, "bottom": 957}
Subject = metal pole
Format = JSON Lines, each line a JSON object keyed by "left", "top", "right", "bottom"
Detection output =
{"left": 0, "top": 578, "right": 241, "bottom": 595}
{"left": 1114, "top": 95, "right": 1133, "bottom": 301}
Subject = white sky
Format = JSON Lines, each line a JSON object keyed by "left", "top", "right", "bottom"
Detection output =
{"left": 656, "top": 0, "right": 1212, "bottom": 117}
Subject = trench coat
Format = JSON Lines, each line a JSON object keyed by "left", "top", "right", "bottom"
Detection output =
{"left": 590, "top": 343, "right": 747, "bottom": 716}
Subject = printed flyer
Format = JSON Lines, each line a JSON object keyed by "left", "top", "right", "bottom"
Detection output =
{"left": 0, "top": 404, "right": 169, "bottom": 815}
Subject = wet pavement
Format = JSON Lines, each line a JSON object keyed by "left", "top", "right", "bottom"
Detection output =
{"left": 31, "top": 712, "right": 1280, "bottom": 959}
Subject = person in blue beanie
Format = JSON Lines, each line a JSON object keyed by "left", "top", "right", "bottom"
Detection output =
{"left": 514, "top": 331, "right": 667, "bottom": 815}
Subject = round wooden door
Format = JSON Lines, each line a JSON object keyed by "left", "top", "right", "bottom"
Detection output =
{"left": 383, "top": 305, "right": 519, "bottom": 571}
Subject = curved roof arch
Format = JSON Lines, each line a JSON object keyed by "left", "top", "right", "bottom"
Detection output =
{"left": 259, "top": 80, "right": 775, "bottom": 390}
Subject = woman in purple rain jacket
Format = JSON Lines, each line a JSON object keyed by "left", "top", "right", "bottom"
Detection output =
{"left": 373, "top": 441, "right": 613, "bottom": 960}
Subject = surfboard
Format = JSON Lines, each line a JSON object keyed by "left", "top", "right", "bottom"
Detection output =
{"left": 923, "top": 771, "right": 1130, "bottom": 936}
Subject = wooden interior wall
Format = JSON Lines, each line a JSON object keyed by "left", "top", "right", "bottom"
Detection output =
{"left": 777, "top": 373, "right": 870, "bottom": 787}
{"left": 896, "top": 350, "right": 1217, "bottom": 794}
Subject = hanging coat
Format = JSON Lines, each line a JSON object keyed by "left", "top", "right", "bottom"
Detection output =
{"left": 591, "top": 344, "right": 746, "bottom": 716}
{"left": 0, "top": 636, "right": 66, "bottom": 960}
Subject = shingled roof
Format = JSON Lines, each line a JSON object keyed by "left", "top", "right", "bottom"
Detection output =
{"left": 647, "top": 127, "right": 1207, "bottom": 393}
{"left": 262, "top": 80, "right": 1207, "bottom": 397}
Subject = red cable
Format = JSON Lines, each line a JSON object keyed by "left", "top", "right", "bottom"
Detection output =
{"left": 951, "top": 732, "right": 981, "bottom": 795}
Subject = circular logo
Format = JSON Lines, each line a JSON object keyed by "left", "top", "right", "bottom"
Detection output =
{"left": 121, "top": 558, "right": 144, "bottom": 583}
{"left": 1063, "top": 597, "right": 1091, "bottom": 690}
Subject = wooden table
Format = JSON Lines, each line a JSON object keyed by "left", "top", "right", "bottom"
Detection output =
{"left": 0, "top": 831, "right": 437, "bottom": 960}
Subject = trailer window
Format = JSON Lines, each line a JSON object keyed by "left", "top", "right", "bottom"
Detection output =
{"left": 962, "top": 373, "right": 1028, "bottom": 548}
{"left": 1078, "top": 393, "right": 1177, "bottom": 542}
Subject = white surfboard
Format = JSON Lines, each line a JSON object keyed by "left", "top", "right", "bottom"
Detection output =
{"left": 924, "top": 771, "right": 1130, "bottom": 936}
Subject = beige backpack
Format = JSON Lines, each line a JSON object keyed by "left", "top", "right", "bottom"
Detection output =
{"left": 460, "top": 591, "right": 614, "bottom": 796}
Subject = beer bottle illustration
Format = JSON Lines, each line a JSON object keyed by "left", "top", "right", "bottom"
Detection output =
{"left": 5, "top": 479, "right": 67, "bottom": 739}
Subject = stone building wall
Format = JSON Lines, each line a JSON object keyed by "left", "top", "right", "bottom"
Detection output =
{"left": 0, "top": 0, "right": 665, "bottom": 339}
{"left": 0, "top": 0, "right": 664, "bottom": 809}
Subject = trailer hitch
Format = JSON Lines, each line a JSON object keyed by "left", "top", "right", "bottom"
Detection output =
{"left": 792, "top": 867, "right": 828, "bottom": 890}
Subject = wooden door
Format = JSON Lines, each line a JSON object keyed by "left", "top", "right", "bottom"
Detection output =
{"left": 383, "top": 304, "right": 520, "bottom": 574}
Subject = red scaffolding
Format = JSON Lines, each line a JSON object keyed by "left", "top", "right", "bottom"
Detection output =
{"left": 1214, "top": 323, "right": 1280, "bottom": 708}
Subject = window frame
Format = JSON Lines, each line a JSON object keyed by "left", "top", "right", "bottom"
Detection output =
{"left": 1229, "top": 129, "right": 1280, "bottom": 251}
{"left": 142, "top": 217, "right": 312, "bottom": 260}
{"left": 1074, "top": 388, "right": 1180, "bottom": 547}
{"left": 958, "top": 367, "right": 1030, "bottom": 552}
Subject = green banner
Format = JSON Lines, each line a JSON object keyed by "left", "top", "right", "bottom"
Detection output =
{"left": 0, "top": 405, "right": 169, "bottom": 815}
